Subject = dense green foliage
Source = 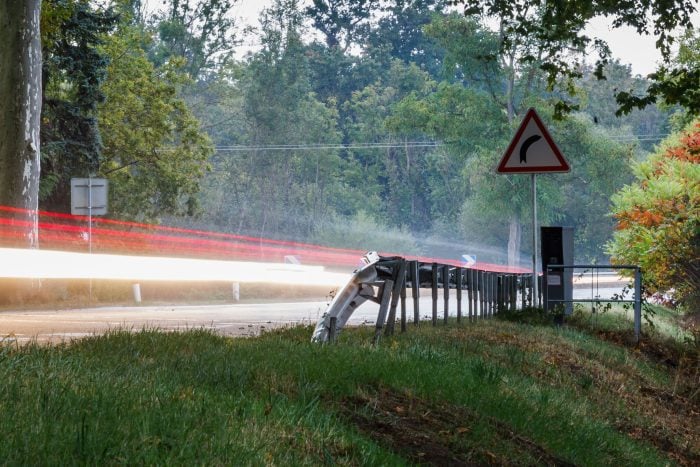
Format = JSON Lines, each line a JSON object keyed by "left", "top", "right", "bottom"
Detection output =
{"left": 608, "top": 121, "right": 700, "bottom": 311}
{"left": 98, "top": 26, "right": 212, "bottom": 219}
{"left": 0, "top": 320, "right": 696, "bottom": 464}
{"left": 40, "top": 0, "right": 118, "bottom": 211}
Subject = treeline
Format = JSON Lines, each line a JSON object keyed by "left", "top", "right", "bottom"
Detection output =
{"left": 38, "top": 0, "right": 686, "bottom": 265}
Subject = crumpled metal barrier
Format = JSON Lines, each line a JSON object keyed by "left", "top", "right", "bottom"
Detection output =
{"left": 311, "top": 252, "right": 405, "bottom": 343}
{"left": 312, "top": 252, "right": 533, "bottom": 344}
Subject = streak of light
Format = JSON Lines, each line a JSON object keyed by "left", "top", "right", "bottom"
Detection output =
{"left": 0, "top": 205, "right": 365, "bottom": 255}
{"left": 0, "top": 247, "right": 350, "bottom": 287}
{"left": 0, "top": 205, "right": 530, "bottom": 273}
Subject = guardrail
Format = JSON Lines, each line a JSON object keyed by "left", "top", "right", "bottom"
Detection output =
{"left": 312, "top": 255, "right": 534, "bottom": 344}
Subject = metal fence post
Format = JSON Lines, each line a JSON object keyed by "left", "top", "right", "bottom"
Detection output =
{"left": 634, "top": 267, "right": 642, "bottom": 343}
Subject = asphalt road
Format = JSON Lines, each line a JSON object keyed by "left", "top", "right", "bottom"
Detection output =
{"left": 0, "top": 300, "right": 338, "bottom": 345}
{"left": 0, "top": 276, "right": 629, "bottom": 345}
{"left": 0, "top": 293, "right": 484, "bottom": 345}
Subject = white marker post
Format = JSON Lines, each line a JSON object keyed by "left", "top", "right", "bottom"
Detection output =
{"left": 496, "top": 108, "right": 570, "bottom": 307}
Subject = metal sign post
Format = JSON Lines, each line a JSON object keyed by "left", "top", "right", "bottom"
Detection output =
{"left": 88, "top": 177, "right": 93, "bottom": 254}
{"left": 71, "top": 177, "right": 108, "bottom": 302}
{"left": 531, "top": 173, "right": 538, "bottom": 304}
{"left": 496, "top": 108, "right": 570, "bottom": 307}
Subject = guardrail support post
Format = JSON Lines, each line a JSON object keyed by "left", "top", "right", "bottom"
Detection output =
{"left": 386, "top": 260, "right": 406, "bottom": 337}
{"left": 496, "top": 274, "right": 505, "bottom": 313}
{"left": 329, "top": 316, "right": 337, "bottom": 344}
{"left": 456, "top": 267, "right": 463, "bottom": 323}
{"left": 478, "top": 270, "right": 485, "bottom": 318}
{"left": 412, "top": 261, "right": 420, "bottom": 325}
{"left": 443, "top": 265, "right": 450, "bottom": 324}
{"left": 400, "top": 265, "right": 407, "bottom": 333}
{"left": 492, "top": 274, "right": 497, "bottom": 316}
{"left": 432, "top": 263, "right": 438, "bottom": 326}
{"left": 374, "top": 279, "right": 394, "bottom": 345}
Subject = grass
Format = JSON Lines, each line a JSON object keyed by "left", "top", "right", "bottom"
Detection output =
{"left": 0, "top": 313, "right": 698, "bottom": 465}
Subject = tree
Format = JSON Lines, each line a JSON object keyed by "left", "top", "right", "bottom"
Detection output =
{"left": 450, "top": 0, "right": 699, "bottom": 117}
{"left": 422, "top": 12, "right": 543, "bottom": 266}
{"left": 366, "top": 0, "right": 448, "bottom": 78}
{"left": 199, "top": 0, "right": 343, "bottom": 240}
{"left": 0, "top": 1, "right": 42, "bottom": 248}
{"left": 305, "top": 0, "right": 378, "bottom": 51}
{"left": 343, "top": 61, "right": 436, "bottom": 231}
{"left": 40, "top": 0, "right": 118, "bottom": 212}
{"left": 97, "top": 24, "right": 213, "bottom": 220}
{"left": 149, "top": 0, "right": 239, "bottom": 80}
{"left": 576, "top": 60, "right": 672, "bottom": 153}
{"left": 608, "top": 121, "right": 700, "bottom": 311}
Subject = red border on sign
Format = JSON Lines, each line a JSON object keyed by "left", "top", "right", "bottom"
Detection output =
{"left": 497, "top": 108, "right": 570, "bottom": 173}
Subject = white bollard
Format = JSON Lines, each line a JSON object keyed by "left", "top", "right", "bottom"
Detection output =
{"left": 132, "top": 283, "right": 142, "bottom": 303}
{"left": 232, "top": 282, "right": 240, "bottom": 302}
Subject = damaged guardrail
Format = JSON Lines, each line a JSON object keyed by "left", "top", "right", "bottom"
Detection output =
{"left": 312, "top": 252, "right": 534, "bottom": 344}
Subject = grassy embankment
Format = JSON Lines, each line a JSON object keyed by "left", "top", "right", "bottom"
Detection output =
{"left": 0, "top": 308, "right": 697, "bottom": 465}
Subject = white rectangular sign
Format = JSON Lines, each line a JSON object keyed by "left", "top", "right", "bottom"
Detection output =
{"left": 70, "top": 178, "right": 108, "bottom": 216}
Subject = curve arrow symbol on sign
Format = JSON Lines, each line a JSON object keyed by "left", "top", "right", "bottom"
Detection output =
{"left": 519, "top": 135, "right": 542, "bottom": 163}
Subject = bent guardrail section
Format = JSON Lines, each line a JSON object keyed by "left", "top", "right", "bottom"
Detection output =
{"left": 312, "top": 253, "right": 534, "bottom": 344}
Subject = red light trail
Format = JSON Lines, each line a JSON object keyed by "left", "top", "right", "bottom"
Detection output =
{"left": 0, "top": 206, "right": 529, "bottom": 274}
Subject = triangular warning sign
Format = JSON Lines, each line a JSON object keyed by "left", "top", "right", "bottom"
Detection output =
{"left": 497, "top": 108, "right": 570, "bottom": 174}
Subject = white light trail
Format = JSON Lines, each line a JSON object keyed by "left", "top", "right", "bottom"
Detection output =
{"left": 0, "top": 248, "right": 350, "bottom": 287}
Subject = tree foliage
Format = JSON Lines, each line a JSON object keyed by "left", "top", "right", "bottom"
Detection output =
{"left": 149, "top": 0, "right": 239, "bottom": 79}
{"left": 98, "top": 26, "right": 213, "bottom": 220}
{"left": 199, "top": 0, "right": 342, "bottom": 239}
{"left": 449, "top": 0, "right": 699, "bottom": 117}
{"left": 40, "top": 0, "right": 118, "bottom": 211}
{"left": 305, "top": 0, "right": 378, "bottom": 51}
{"left": 608, "top": 122, "right": 700, "bottom": 310}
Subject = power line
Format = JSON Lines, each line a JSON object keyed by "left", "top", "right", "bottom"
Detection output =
{"left": 156, "top": 133, "right": 671, "bottom": 153}
{"left": 211, "top": 142, "right": 443, "bottom": 151}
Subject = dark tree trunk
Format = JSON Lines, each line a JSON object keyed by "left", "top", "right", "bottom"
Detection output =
{"left": 0, "top": 0, "right": 42, "bottom": 248}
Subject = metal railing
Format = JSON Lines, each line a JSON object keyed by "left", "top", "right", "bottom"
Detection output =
{"left": 545, "top": 264, "right": 642, "bottom": 342}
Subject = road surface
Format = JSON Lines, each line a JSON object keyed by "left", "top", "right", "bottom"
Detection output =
{"left": 0, "top": 292, "right": 491, "bottom": 345}
{"left": 0, "top": 276, "right": 630, "bottom": 345}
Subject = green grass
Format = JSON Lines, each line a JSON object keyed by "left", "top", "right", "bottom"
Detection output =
{"left": 0, "top": 316, "right": 697, "bottom": 465}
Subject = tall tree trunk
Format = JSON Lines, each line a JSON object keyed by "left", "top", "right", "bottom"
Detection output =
{"left": 0, "top": 1, "right": 42, "bottom": 248}
{"left": 504, "top": 50, "right": 519, "bottom": 269}
{"left": 507, "top": 214, "right": 521, "bottom": 268}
